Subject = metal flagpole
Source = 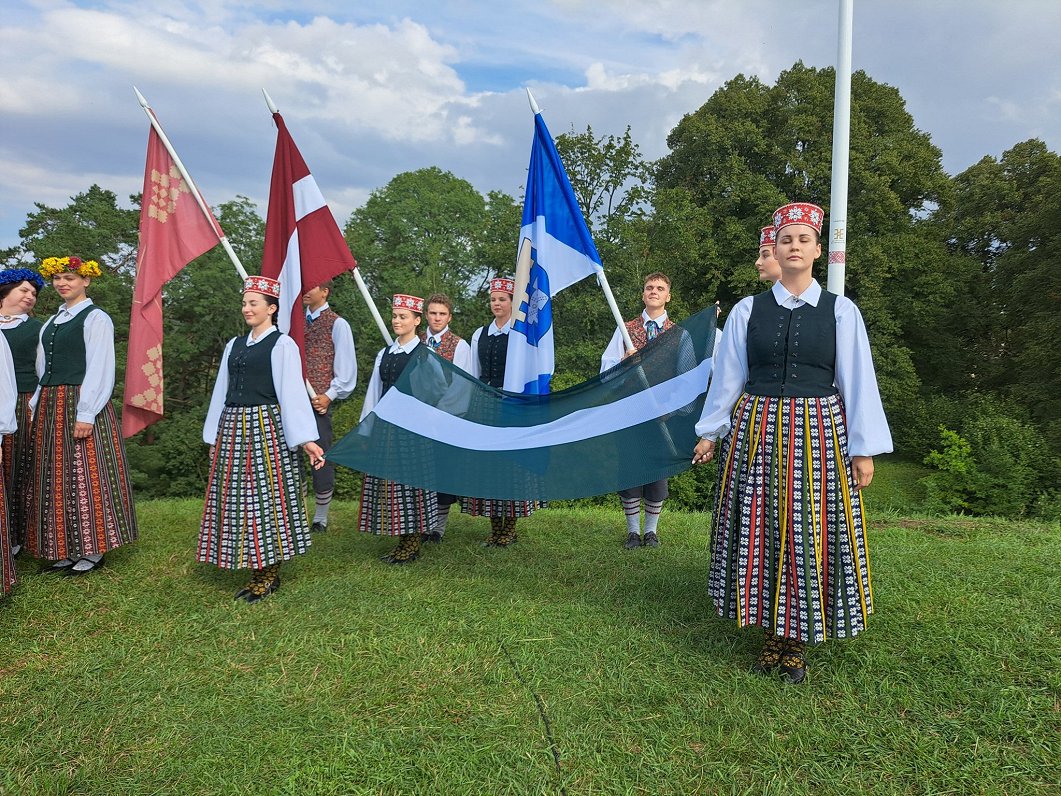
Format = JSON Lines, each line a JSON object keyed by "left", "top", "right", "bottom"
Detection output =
{"left": 525, "top": 89, "right": 636, "bottom": 355}
{"left": 827, "top": 0, "right": 853, "bottom": 296}
{"left": 133, "top": 87, "right": 249, "bottom": 281}
{"left": 261, "top": 90, "right": 393, "bottom": 348}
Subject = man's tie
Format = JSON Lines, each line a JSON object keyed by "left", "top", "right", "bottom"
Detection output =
{"left": 646, "top": 320, "right": 659, "bottom": 340}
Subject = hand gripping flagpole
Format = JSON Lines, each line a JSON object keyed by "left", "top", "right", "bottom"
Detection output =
{"left": 262, "top": 89, "right": 392, "bottom": 349}
{"left": 525, "top": 89, "right": 636, "bottom": 357}
{"left": 133, "top": 87, "right": 249, "bottom": 281}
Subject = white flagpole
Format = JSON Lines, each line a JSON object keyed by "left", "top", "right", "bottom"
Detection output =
{"left": 525, "top": 89, "right": 635, "bottom": 354}
{"left": 262, "top": 89, "right": 392, "bottom": 347}
{"left": 827, "top": 0, "right": 853, "bottom": 296}
{"left": 133, "top": 87, "right": 249, "bottom": 281}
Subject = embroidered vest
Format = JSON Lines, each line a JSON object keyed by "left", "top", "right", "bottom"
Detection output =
{"left": 39, "top": 306, "right": 101, "bottom": 386}
{"left": 2, "top": 318, "right": 43, "bottom": 393}
{"left": 476, "top": 326, "right": 508, "bottom": 388}
{"left": 421, "top": 329, "right": 463, "bottom": 362}
{"left": 625, "top": 315, "right": 675, "bottom": 351}
{"left": 745, "top": 290, "right": 838, "bottom": 398}
{"left": 225, "top": 333, "right": 281, "bottom": 406}
{"left": 305, "top": 307, "right": 339, "bottom": 395}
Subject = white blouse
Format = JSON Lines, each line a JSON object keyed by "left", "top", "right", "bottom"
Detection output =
{"left": 695, "top": 279, "right": 893, "bottom": 458}
{"left": 202, "top": 327, "right": 319, "bottom": 450}
{"left": 31, "top": 299, "right": 115, "bottom": 425}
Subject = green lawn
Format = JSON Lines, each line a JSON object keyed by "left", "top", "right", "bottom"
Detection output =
{"left": 1, "top": 496, "right": 1058, "bottom": 795}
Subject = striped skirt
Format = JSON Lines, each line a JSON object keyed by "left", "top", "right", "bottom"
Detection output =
{"left": 708, "top": 392, "right": 873, "bottom": 644}
{"left": 2, "top": 393, "right": 35, "bottom": 547}
{"left": 198, "top": 405, "right": 310, "bottom": 570}
{"left": 26, "top": 385, "right": 138, "bottom": 561}
{"left": 358, "top": 475, "right": 437, "bottom": 537}
{"left": 459, "top": 497, "right": 543, "bottom": 519}
{"left": 0, "top": 474, "right": 13, "bottom": 596}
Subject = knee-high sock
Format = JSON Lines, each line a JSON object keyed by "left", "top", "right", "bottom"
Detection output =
{"left": 313, "top": 489, "right": 333, "bottom": 524}
{"left": 622, "top": 497, "right": 642, "bottom": 535}
{"left": 643, "top": 500, "right": 664, "bottom": 535}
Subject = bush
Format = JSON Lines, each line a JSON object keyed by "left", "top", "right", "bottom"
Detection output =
{"left": 920, "top": 395, "right": 1061, "bottom": 518}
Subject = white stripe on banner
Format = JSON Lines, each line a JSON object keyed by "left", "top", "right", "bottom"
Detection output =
{"left": 370, "top": 357, "right": 712, "bottom": 451}
{"left": 293, "top": 175, "right": 326, "bottom": 222}
{"left": 276, "top": 227, "right": 302, "bottom": 334}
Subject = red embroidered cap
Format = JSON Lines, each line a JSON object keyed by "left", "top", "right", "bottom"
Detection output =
{"left": 772, "top": 202, "right": 824, "bottom": 234}
{"left": 392, "top": 294, "right": 425, "bottom": 313}
{"left": 759, "top": 225, "right": 776, "bottom": 246}
{"left": 243, "top": 275, "right": 281, "bottom": 298}
{"left": 489, "top": 277, "right": 515, "bottom": 295}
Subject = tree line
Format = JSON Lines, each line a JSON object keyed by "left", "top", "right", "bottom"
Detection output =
{"left": 4, "top": 62, "right": 1059, "bottom": 518}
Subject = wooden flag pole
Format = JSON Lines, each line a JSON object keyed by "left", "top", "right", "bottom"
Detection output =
{"left": 133, "top": 87, "right": 249, "bottom": 281}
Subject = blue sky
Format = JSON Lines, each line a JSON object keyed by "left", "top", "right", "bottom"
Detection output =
{"left": 1, "top": 0, "right": 1059, "bottom": 250}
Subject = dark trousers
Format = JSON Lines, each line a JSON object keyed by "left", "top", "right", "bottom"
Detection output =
{"left": 311, "top": 409, "right": 335, "bottom": 495}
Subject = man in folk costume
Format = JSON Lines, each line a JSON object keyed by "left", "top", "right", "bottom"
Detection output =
{"left": 420, "top": 293, "right": 473, "bottom": 543}
{"left": 601, "top": 272, "right": 677, "bottom": 550}
{"left": 461, "top": 277, "right": 543, "bottom": 547}
{"left": 693, "top": 202, "right": 891, "bottom": 684}
{"left": 358, "top": 294, "right": 438, "bottom": 564}
{"left": 302, "top": 280, "right": 357, "bottom": 533}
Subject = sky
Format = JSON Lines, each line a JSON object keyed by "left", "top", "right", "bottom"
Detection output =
{"left": 1, "top": 0, "right": 1059, "bottom": 251}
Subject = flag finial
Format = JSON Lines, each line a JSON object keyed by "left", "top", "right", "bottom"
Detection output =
{"left": 262, "top": 88, "right": 279, "bottom": 114}
{"left": 526, "top": 88, "right": 541, "bottom": 115}
{"left": 133, "top": 86, "right": 150, "bottom": 110}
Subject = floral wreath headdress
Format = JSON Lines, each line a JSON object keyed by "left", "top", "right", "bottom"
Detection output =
{"left": 39, "top": 256, "right": 102, "bottom": 279}
{"left": 0, "top": 267, "right": 46, "bottom": 292}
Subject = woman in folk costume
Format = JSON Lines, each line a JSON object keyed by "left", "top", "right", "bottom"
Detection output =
{"left": 27, "top": 256, "right": 138, "bottom": 576}
{"left": 692, "top": 203, "right": 892, "bottom": 684}
{"left": 0, "top": 332, "right": 18, "bottom": 595}
{"left": 755, "top": 224, "right": 782, "bottom": 284}
{"left": 198, "top": 276, "right": 325, "bottom": 603}
{"left": 461, "top": 277, "right": 543, "bottom": 547}
{"left": 357, "top": 294, "right": 438, "bottom": 564}
{"left": 0, "top": 268, "right": 45, "bottom": 558}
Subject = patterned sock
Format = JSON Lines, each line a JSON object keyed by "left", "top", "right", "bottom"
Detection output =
{"left": 487, "top": 516, "right": 504, "bottom": 543}
{"left": 622, "top": 498, "right": 642, "bottom": 535}
{"left": 643, "top": 500, "right": 664, "bottom": 535}
{"left": 433, "top": 507, "right": 449, "bottom": 535}
{"left": 313, "top": 490, "right": 333, "bottom": 525}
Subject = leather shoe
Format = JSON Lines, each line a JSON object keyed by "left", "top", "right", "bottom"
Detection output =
{"left": 44, "top": 559, "right": 75, "bottom": 574}
{"left": 244, "top": 577, "right": 280, "bottom": 604}
{"left": 643, "top": 532, "right": 660, "bottom": 548}
{"left": 60, "top": 558, "right": 104, "bottom": 577}
{"left": 311, "top": 522, "right": 327, "bottom": 533}
{"left": 623, "top": 532, "right": 641, "bottom": 550}
{"left": 422, "top": 531, "right": 443, "bottom": 544}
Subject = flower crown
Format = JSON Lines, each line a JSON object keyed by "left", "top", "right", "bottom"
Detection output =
{"left": 39, "top": 256, "right": 102, "bottom": 279}
{"left": 0, "top": 267, "right": 45, "bottom": 291}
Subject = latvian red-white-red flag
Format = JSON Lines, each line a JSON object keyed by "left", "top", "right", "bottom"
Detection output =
{"left": 261, "top": 112, "right": 357, "bottom": 364}
{"left": 122, "top": 121, "right": 222, "bottom": 438}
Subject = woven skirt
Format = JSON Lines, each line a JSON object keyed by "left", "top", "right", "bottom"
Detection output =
{"left": 2, "top": 393, "right": 34, "bottom": 547}
{"left": 26, "top": 385, "right": 138, "bottom": 561}
{"left": 459, "top": 497, "right": 543, "bottom": 519}
{"left": 0, "top": 474, "right": 13, "bottom": 596}
{"left": 708, "top": 392, "right": 873, "bottom": 644}
{"left": 358, "top": 475, "right": 437, "bottom": 537}
{"left": 198, "top": 405, "right": 310, "bottom": 570}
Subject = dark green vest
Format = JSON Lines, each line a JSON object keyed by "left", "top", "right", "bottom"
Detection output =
{"left": 225, "top": 332, "right": 281, "bottom": 407}
{"left": 476, "top": 326, "right": 508, "bottom": 389}
{"left": 745, "top": 289, "right": 838, "bottom": 398}
{"left": 39, "top": 306, "right": 101, "bottom": 386}
{"left": 2, "top": 318, "right": 43, "bottom": 393}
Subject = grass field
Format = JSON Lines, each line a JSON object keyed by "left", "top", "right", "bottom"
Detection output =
{"left": 1, "top": 486, "right": 1058, "bottom": 794}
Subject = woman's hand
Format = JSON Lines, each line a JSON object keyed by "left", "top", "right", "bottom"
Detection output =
{"left": 851, "top": 456, "right": 874, "bottom": 490}
{"left": 692, "top": 438, "right": 716, "bottom": 465}
{"left": 74, "top": 421, "right": 93, "bottom": 439}
{"left": 305, "top": 442, "right": 326, "bottom": 470}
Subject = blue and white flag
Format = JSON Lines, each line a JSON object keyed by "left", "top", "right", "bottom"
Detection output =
{"left": 503, "top": 112, "right": 604, "bottom": 394}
